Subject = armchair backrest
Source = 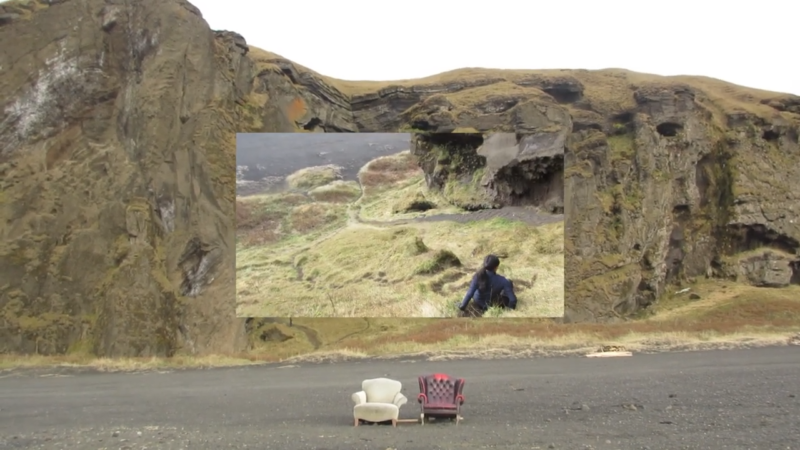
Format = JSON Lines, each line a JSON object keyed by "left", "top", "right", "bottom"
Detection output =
{"left": 362, "top": 378, "right": 402, "bottom": 404}
{"left": 418, "top": 373, "right": 464, "bottom": 404}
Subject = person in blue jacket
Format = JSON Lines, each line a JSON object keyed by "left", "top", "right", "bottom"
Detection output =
{"left": 457, "top": 254, "right": 518, "bottom": 317}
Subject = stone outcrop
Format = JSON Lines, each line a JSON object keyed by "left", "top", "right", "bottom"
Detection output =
{"left": 409, "top": 132, "right": 565, "bottom": 213}
{"left": 481, "top": 132, "right": 565, "bottom": 213}
{"left": 1, "top": 0, "right": 799, "bottom": 356}
{"left": 718, "top": 249, "right": 797, "bottom": 288}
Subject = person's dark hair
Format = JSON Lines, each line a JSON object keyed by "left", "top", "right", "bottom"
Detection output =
{"left": 475, "top": 254, "right": 500, "bottom": 292}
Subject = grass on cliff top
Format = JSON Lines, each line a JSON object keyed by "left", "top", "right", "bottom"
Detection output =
{"left": 249, "top": 46, "right": 792, "bottom": 123}
{"left": 236, "top": 151, "right": 564, "bottom": 318}
{"left": 4, "top": 281, "right": 799, "bottom": 372}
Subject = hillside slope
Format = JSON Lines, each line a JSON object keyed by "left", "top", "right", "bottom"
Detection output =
{"left": 1, "top": 0, "right": 798, "bottom": 356}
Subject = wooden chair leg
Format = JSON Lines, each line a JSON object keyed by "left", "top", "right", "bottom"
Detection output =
{"left": 420, "top": 412, "right": 425, "bottom": 425}
{"left": 392, "top": 418, "right": 397, "bottom": 427}
{"left": 354, "top": 417, "right": 359, "bottom": 427}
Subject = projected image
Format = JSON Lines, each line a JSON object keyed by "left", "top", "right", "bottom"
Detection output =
{"left": 235, "top": 132, "right": 564, "bottom": 318}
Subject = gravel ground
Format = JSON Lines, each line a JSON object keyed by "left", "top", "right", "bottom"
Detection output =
{"left": 1, "top": 347, "right": 799, "bottom": 449}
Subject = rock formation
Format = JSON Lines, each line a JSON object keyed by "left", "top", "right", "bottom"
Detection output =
{"left": 410, "top": 132, "right": 565, "bottom": 213}
{"left": 1, "top": 0, "right": 798, "bottom": 355}
{"left": 0, "top": 0, "right": 249, "bottom": 356}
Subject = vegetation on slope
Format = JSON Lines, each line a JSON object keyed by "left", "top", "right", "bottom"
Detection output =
{"left": 236, "top": 150, "right": 564, "bottom": 318}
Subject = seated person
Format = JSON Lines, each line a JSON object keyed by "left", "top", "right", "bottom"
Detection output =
{"left": 457, "top": 254, "right": 518, "bottom": 317}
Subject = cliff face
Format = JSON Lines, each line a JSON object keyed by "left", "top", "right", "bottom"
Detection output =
{"left": 564, "top": 86, "right": 800, "bottom": 320}
{"left": 1, "top": 0, "right": 799, "bottom": 356}
{"left": 252, "top": 57, "right": 800, "bottom": 324}
{"left": 0, "top": 0, "right": 253, "bottom": 355}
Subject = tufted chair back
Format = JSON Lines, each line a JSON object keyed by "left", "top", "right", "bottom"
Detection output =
{"left": 418, "top": 373, "right": 465, "bottom": 406}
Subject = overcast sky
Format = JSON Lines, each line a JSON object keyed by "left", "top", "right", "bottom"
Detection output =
{"left": 0, "top": 0, "right": 793, "bottom": 94}
{"left": 187, "top": 0, "right": 797, "bottom": 95}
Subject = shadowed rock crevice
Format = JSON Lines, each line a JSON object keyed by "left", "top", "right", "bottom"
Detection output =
{"left": 722, "top": 224, "right": 800, "bottom": 255}
{"left": 544, "top": 87, "right": 582, "bottom": 104}
{"left": 411, "top": 132, "right": 486, "bottom": 193}
{"left": 301, "top": 117, "right": 323, "bottom": 131}
{"left": 790, "top": 260, "right": 800, "bottom": 284}
{"left": 492, "top": 155, "right": 564, "bottom": 212}
{"left": 664, "top": 204, "right": 693, "bottom": 284}
{"left": 515, "top": 75, "right": 585, "bottom": 104}
{"left": 762, "top": 129, "right": 780, "bottom": 142}
{"left": 178, "top": 238, "right": 222, "bottom": 297}
{"left": 483, "top": 132, "right": 566, "bottom": 212}
{"left": 656, "top": 122, "right": 683, "bottom": 137}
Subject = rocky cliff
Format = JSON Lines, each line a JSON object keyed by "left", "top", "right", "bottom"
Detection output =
{"left": 0, "top": 0, "right": 252, "bottom": 355}
{"left": 1, "top": 0, "right": 798, "bottom": 356}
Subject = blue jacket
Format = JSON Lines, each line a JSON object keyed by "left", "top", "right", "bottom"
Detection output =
{"left": 459, "top": 270, "right": 517, "bottom": 310}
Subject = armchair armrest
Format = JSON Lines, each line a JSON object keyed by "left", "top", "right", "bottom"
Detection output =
{"left": 392, "top": 392, "right": 408, "bottom": 407}
{"left": 417, "top": 393, "right": 427, "bottom": 404}
{"left": 455, "top": 394, "right": 465, "bottom": 405}
{"left": 352, "top": 391, "right": 367, "bottom": 405}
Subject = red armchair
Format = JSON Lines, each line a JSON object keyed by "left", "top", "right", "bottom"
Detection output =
{"left": 417, "top": 373, "right": 465, "bottom": 425}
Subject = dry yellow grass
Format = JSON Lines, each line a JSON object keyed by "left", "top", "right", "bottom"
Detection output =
{"left": 355, "top": 151, "right": 465, "bottom": 220}
{"left": 285, "top": 165, "right": 342, "bottom": 190}
{"left": 0, "top": 354, "right": 264, "bottom": 373}
{"left": 236, "top": 150, "right": 564, "bottom": 318}
{"left": 235, "top": 190, "right": 345, "bottom": 247}
{"left": 256, "top": 281, "right": 800, "bottom": 363}
{"left": 358, "top": 176, "right": 463, "bottom": 222}
{"left": 308, "top": 180, "right": 361, "bottom": 203}
{"left": 6, "top": 282, "right": 798, "bottom": 371}
{"left": 358, "top": 151, "right": 422, "bottom": 193}
{"left": 237, "top": 218, "right": 564, "bottom": 318}
{"left": 642, "top": 279, "right": 800, "bottom": 322}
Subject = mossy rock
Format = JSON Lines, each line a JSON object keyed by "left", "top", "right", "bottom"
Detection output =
{"left": 308, "top": 180, "right": 360, "bottom": 203}
{"left": 405, "top": 236, "right": 429, "bottom": 256}
{"left": 286, "top": 165, "right": 342, "bottom": 190}
{"left": 393, "top": 192, "right": 436, "bottom": 214}
{"left": 415, "top": 249, "right": 462, "bottom": 275}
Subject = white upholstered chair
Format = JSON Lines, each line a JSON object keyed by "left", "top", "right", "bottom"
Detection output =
{"left": 352, "top": 378, "right": 408, "bottom": 427}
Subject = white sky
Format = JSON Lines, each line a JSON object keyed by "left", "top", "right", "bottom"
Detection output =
{"left": 188, "top": 0, "right": 798, "bottom": 95}
{"left": 0, "top": 0, "right": 794, "bottom": 94}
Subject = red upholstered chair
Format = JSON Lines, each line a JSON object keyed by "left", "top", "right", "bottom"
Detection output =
{"left": 417, "top": 373, "right": 465, "bottom": 425}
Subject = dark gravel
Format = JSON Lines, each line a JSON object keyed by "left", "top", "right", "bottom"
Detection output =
{"left": 1, "top": 347, "right": 799, "bottom": 449}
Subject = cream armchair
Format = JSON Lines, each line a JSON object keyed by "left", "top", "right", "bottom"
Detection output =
{"left": 352, "top": 378, "right": 408, "bottom": 427}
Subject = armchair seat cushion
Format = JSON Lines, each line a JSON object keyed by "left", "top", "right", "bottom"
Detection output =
{"left": 353, "top": 403, "right": 400, "bottom": 422}
{"left": 424, "top": 402, "right": 458, "bottom": 410}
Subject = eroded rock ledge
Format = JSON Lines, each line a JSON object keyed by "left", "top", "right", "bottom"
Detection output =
{"left": 410, "top": 132, "right": 565, "bottom": 214}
